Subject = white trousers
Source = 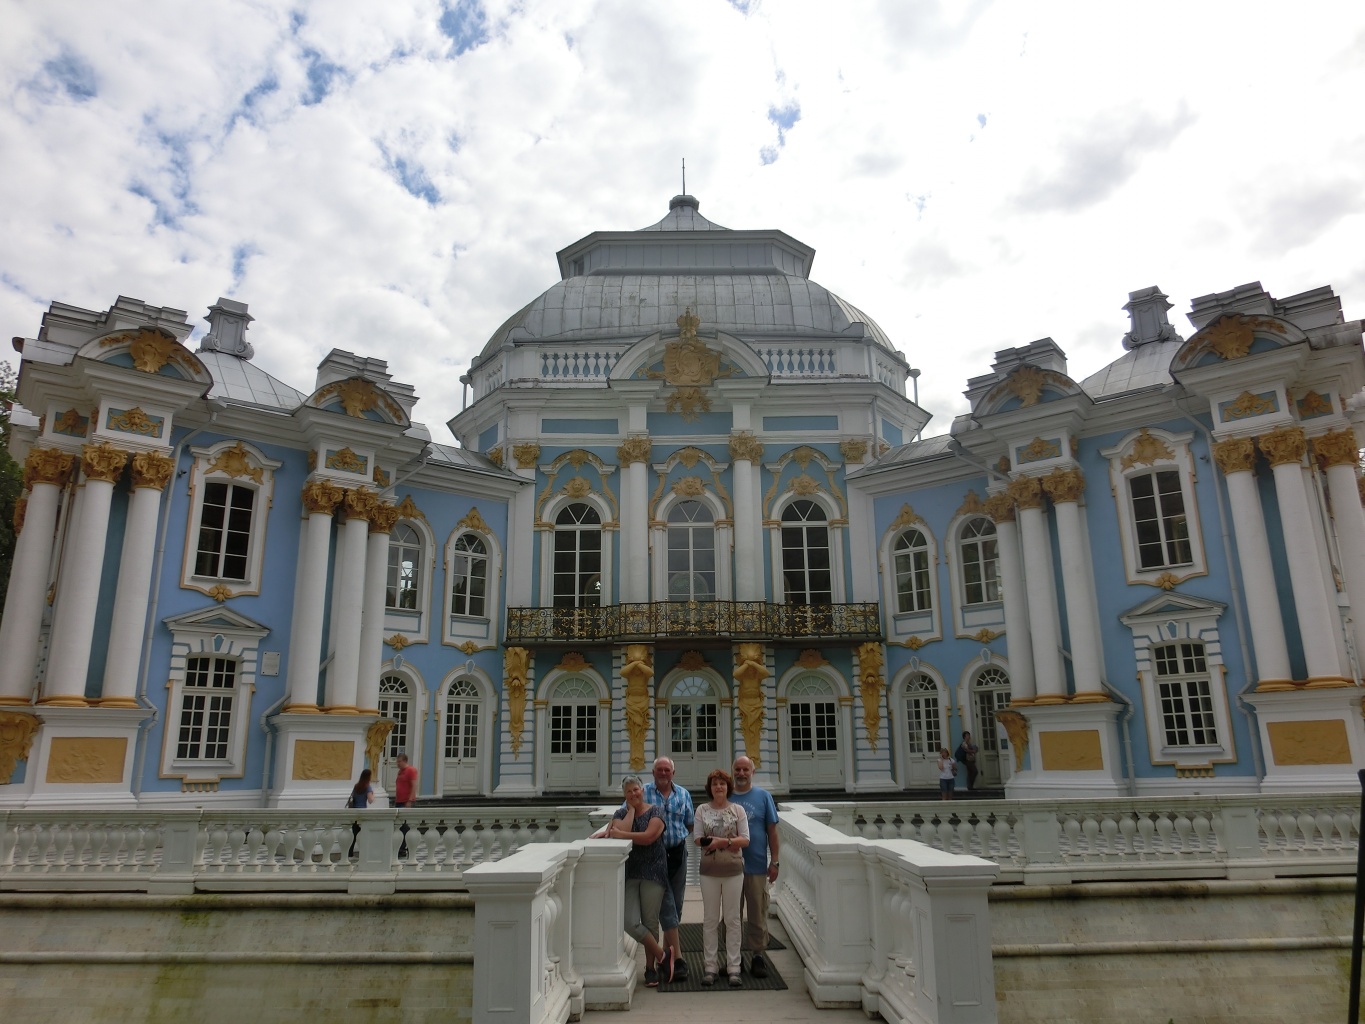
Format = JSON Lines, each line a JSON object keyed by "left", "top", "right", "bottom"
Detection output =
{"left": 699, "top": 872, "right": 744, "bottom": 976}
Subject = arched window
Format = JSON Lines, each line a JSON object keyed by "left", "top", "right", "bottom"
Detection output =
{"left": 450, "top": 533, "right": 489, "bottom": 617}
{"left": 387, "top": 523, "right": 423, "bottom": 611}
{"left": 667, "top": 500, "right": 715, "bottom": 600}
{"left": 445, "top": 679, "right": 481, "bottom": 762}
{"left": 893, "top": 529, "right": 933, "bottom": 613}
{"left": 958, "top": 518, "right": 999, "bottom": 605}
{"left": 378, "top": 674, "right": 412, "bottom": 760}
{"left": 972, "top": 665, "right": 1011, "bottom": 755}
{"left": 781, "top": 499, "right": 831, "bottom": 604}
{"left": 553, "top": 504, "right": 602, "bottom": 608}
{"left": 902, "top": 672, "right": 942, "bottom": 757}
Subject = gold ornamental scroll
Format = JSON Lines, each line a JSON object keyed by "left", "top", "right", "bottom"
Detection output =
{"left": 621, "top": 644, "right": 654, "bottom": 771}
{"left": 856, "top": 642, "right": 885, "bottom": 752}
{"left": 733, "top": 643, "right": 769, "bottom": 767}
{"left": 504, "top": 647, "right": 531, "bottom": 759}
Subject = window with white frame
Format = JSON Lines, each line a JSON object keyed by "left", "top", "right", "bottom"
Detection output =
{"left": 781, "top": 499, "right": 832, "bottom": 604}
{"left": 902, "top": 672, "right": 943, "bottom": 756}
{"left": 880, "top": 517, "right": 940, "bottom": 641}
{"left": 444, "top": 525, "right": 500, "bottom": 645}
{"left": 384, "top": 516, "right": 435, "bottom": 642}
{"left": 958, "top": 518, "right": 1000, "bottom": 605}
{"left": 971, "top": 666, "right": 1011, "bottom": 755}
{"left": 893, "top": 529, "right": 933, "bottom": 613}
{"left": 160, "top": 606, "right": 268, "bottom": 786}
{"left": 1101, "top": 429, "right": 1207, "bottom": 587}
{"left": 667, "top": 500, "right": 716, "bottom": 600}
{"left": 552, "top": 503, "right": 603, "bottom": 608}
{"left": 180, "top": 441, "right": 280, "bottom": 599}
{"left": 1119, "top": 592, "right": 1233, "bottom": 769}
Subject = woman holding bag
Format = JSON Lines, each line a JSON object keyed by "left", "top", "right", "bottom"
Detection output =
{"left": 692, "top": 768, "right": 749, "bottom": 987}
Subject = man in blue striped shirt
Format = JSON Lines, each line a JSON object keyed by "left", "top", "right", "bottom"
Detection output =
{"left": 645, "top": 756, "right": 695, "bottom": 982}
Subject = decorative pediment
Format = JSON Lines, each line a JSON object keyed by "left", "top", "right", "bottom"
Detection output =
{"left": 163, "top": 605, "right": 271, "bottom": 638}
{"left": 1119, "top": 592, "right": 1227, "bottom": 626}
{"left": 305, "top": 376, "right": 408, "bottom": 426}
{"left": 978, "top": 364, "right": 1082, "bottom": 415}
{"left": 1172, "top": 313, "right": 1305, "bottom": 371}
{"left": 80, "top": 327, "right": 212, "bottom": 384}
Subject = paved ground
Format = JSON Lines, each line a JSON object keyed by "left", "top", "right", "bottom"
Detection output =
{"left": 599, "top": 883, "right": 873, "bottom": 1023}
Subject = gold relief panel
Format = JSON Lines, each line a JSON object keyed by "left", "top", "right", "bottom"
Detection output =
{"left": 105, "top": 406, "right": 164, "bottom": 438}
{"left": 372, "top": 465, "right": 391, "bottom": 487}
{"left": 81, "top": 442, "right": 129, "bottom": 483}
{"left": 458, "top": 507, "right": 492, "bottom": 533}
{"left": 955, "top": 490, "right": 985, "bottom": 518}
{"left": 1188, "top": 313, "right": 1286, "bottom": 362}
{"left": 888, "top": 503, "right": 924, "bottom": 530}
{"left": 556, "top": 651, "right": 590, "bottom": 672}
{"left": 1000, "top": 365, "right": 1072, "bottom": 408}
{"left": 665, "top": 385, "right": 711, "bottom": 421}
{"left": 512, "top": 442, "right": 541, "bottom": 469}
{"left": 678, "top": 650, "right": 710, "bottom": 671}
{"left": 364, "top": 721, "right": 394, "bottom": 769}
{"left": 729, "top": 432, "right": 763, "bottom": 463}
{"left": 790, "top": 473, "right": 819, "bottom": 496}
{"left": 208, "top": 442, "right": 265, "bottom": 484}
{"left": 1119, "top": 429, "right": 1175, "bottom": 471}
{"left": 839, "top": 438, "right": 869, "bottom": 464}
{"left": 1296, "top": 390, "right": 1334, "bottom": 420}
{"left": 504, "top": 646, "right": 531, "bottom": 759}
{"left": 564, "top": 476, "right": 592, "bottom": 499}
{"left": 1006, "top": 475, "right": 1044, "bottom": 510}
{"left": 314, "top": 377, "right": 402, "bottom": 420}
{"left": 1015, "top": 436, "right": 1062, "bottom": 465}
{"left": 672, "top": 475, "right": 706, "bottom": 498}
{"left": 0, "top": 712, "right": 40, "bottom": 784}
{"left": 1038, "top": 729, "right": 1104, "bottom": 771}
{"left": 675, "top": 447, "right": 703, "bottom": 469}
{"left": 795, "top": 649, "right": 827, "bottom": 669}
{"left": 52, "top": 407, "right": 90, "bottom": 438}
{"left": 1265, "top": 719, "right": 1351, "bottom": 766}
{"left": 486, "top": 446, "right": 504, "bottom": 468}
{"left": 1219, "top": 390, "right": 1278, "bottom": 423}
{"left": 982, "top": 493, "right": 1015, "bottom": 524}
{"left": 1312, "top": 429, "right": 1359, "bottom": 469}
{"left": 995, "top": 710, "right": 1029, "bottom": 771}
{"left": 100, "top": 326, "right": 193, "bottom": 375}
{"left": 325, "top": 447, "right": 368, "bottom": 474}
{"left": 1212, "top": 437, "right": 1256, "bottom": 475}
{"left": 22, "top": 448, "right": 75, "bottom": 489}
{"left": 291, "top": 739, "right": 355, "bottom": 780}
{"left": 1042, "top": 467, "right": 1085, "bottom": 504}
{"left": 46, "top": 737, "right": 128, "bottom": 784}
{"left": 617, "top": 435, "right": 652, "bottom": 465}
{"left": 307, "top": 450, "right": 318, "bottom": 472}
{"left": 395, "top": 494, "right": 426, "bottom": 521}
{"left": 131, "top": 451, "right": 175, "bottom": 490}
{"left": 1257, "top": 426, "right": 1307, "bottom": 467}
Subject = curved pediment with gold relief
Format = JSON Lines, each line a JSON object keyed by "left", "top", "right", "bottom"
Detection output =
{"left": 976, "top": 364, "right": 1083, "bottom": 416}
{"left": 608, "top": 322, "right": 771, "bottom": 385}
{"left": 79, "top": 327, "right": 212, "bottom": 384}
{"left": 304, "top": 376, "right": 409, "bottom": 427}
{"left": 1171, "top": 313, "right": 1305, "bottom": 372}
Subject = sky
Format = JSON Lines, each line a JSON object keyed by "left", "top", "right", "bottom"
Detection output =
{"left": 2, "top": 0, "right": 1364, "bottom": 441}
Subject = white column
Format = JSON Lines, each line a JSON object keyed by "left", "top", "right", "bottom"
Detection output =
{"left": 1044, "top": 470, "right": 1106, "bottom": 701}
{"left": 505, "top": 442, "right": 539, "bottom": 607}
{"left": 617, "top": 437, "right": 650, "bottom": 602}
{"left": 284, "top": 481, "right": 342, "bottom": 711}
{"left": 100, "top": 453, "right": 175, "bottom": 706}
{"left": 0, "top": 450, "right": 73, "bottom": 704}
{"left": 986, "top": 495, "right": 1036, "bottom": 703}
{"left": 358, "top": 504, "right": 397, "bottom": 713}
{"left": 1009, "top": 477, "right": 1066, "bottom": 703}
{"left": 730, "top": 433, "right": 764, "bottom": 601}
{"left": 1214, "top": 439, "right": 1292, "bottom": 686}
{"left": 43, "top": 444, "right": 128, "bottom": 705}
{"left": 1317, "top": 431, "right": 1365, "bottom": 668}
{"left": 326, "top": 489, "right": 374, "bottom": 713}
{"left": 1261, "top": 428, "right": 1347, "bottom": 685}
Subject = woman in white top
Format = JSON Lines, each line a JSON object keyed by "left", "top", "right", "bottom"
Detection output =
{"left": 692, "top": 767, "right": 750, "bottom": 986}
{"left": 937, "top": 747, "right": 957, "bottom": 800}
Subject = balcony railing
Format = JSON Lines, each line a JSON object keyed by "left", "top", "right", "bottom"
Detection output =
{"left": 504, "top": 600, "right": 883, "bottom": 644}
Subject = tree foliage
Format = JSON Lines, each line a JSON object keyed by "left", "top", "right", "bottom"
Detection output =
{"left": 0, "top": 360, "right": 22, "bottom": 618}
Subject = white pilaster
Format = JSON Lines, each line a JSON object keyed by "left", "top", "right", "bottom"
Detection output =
{"left": 1045, "top": 472, "right": 1106, "bottom": 700}
{"left": 284, "top": 482, "right": 341, "bottom": 711}
{"left": 326, "top": 500, "right": 372, "bottom": 713}
{"left": 357, "top": 513, "right": 394, "bottom": 713}
{"left": 1218, "top": 454, "right": 1292, "bottom": 685}
{"left": 730, "top": 434, "right": 764, "bottom": 601}
{"left": 988, "top": 502, "right": 1036, "bottom": 703}
{"left": 1323, "top": 459, "right": 1365, "bottom": 667}
{"left": 1011, "top": 480, "right": 1065, "bottom": 703}
{"left": 620, "top": 452, "right": 649, "bottom": 602}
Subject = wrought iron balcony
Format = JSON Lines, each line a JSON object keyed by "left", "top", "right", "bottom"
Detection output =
{"left": 504, "top": 600, "right": 883, "bottom": 644}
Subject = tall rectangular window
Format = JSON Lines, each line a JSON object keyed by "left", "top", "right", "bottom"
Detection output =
{"left": 195, "top": 483, "right": 255, "bottom": 579}
{"left": 1154, "top": 642, "right": 1218, "bottom": 747}
{"left": 1130, "top": 470, "right": 1191, "bottom": 570}
{"left": 176, "top": 656, "right": 236, "bottom": 760}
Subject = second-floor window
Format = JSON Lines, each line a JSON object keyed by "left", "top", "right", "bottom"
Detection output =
{"left": 958, "top": 518, "right": 1000, "bottom": 605}
{"left": 553, "top": 503, "right": 602, "bottom": 608}
{"left": 450, "top": 533, "right": 489, "bottom": 617}
{"left": 194, "top": 482, "right": 255, "bottom": 580}
{"left": 893, "top": 528, "right": 932, "bottom": 613}
{"left": 667, "top": 500, "right": 715, "bottom": 600}
{"left": 1130, "top": 470, "right": 1192, "bottom": 569}
{"left": 781, "top": 499, "right": 831, "bottom": 604}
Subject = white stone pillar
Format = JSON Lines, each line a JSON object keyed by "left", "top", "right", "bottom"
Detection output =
{"left": 616, "top": 436, "right": 651, "bottom": 603}
{"left": 505, "top": 441, "right": 539, "bottom": 607}
{"left": 1044, "top": 468, "right": 1107, "bottom": 702}
{"left": 1315, "top": 430, "right": 1365, "bottom": 668}
{"left": 0, "top": 449, "right": 74, "bottom": 704}
{"left": 326, "top": 488, "right": 375, "bottom": 714}
{"left": 1008, "top": 476, "right": 1066, "bottom": 703}
{"left": 729, "top": 432, "right": 765, "bottom": 602}
{"left": 985, "top": 493, "right": 1036, "bottom": 703}
{"left": 43, "top": 443, "right": 128, "bottom": 705}
{"left": 100, "top": 452, "right": 176, "bottom": 706}
{"left": 284, "top": 480, "right": 342, "bottom": 711}
{"left": 1260, "top": 427, "right": 1348, "bottom": 686}
{"left": 1214, "top": 438, "right": 1292, "bottom": 687}
{"left": 358, "top": 502, "right": 398, "bottom": 714}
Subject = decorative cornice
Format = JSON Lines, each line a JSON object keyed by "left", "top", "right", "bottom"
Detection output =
{"left": 1006, "top": 475, "right": 1044, "bottom": 510}
{"left": 1188, "top": 313, "right": 1285, "bottom": 361}
{"left": 130, "top": 451, "right": 174, "bottom": 490}
{"left": 983, "top": 493, "right": 1016, "bottom": 523}
{"left": 512, "top": 442, "right": 541, "bottom": 469}
{"left": 1212, "top": 437, "right": 1256, "bottom": 475}
{"left": 301, "top": 479, "right": 344, "bottom": 515}
{"left": 1002, "top": 365, "right": 1071, "bottom": 407}
{"left": 81, "top": 442, "right": 129, "bottom": 483}
{"left": 101, "top": 327, "right": 193, "bottom": 374}
{"left": 729, "top": 431, "right": 764, "bottom": 463}
{"left": 1042, "top": 467, "right": 1085, "bottom": 504}
{"left": 617, "top": 435, "right": 652, "bottom": 465}
{"left": 22, "top": 448, "right": 74, "bottom": 489}
{"left": 1257, "top": 426, "right": 1307, "bottom": 467}
{"left": 1313, "top": 429, "right": 1359, "bottom": 469}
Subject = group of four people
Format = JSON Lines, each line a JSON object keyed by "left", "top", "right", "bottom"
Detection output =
{"left": 600, "top": 755, "right": 780, "bottom": 989}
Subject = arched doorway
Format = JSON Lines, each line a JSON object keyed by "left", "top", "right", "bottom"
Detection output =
{"left": 442, "top": 677, "right": 482, "bottom": 795}
{"left": 664, "top": 674, "right": 721, "bottom": 790}
{"left": 545, "top": 675, "right": 600, "bottom": 791}
{"left": 377, "top": 673, "right": 415, "bottom": 793}
{"left": 900, "top": 671, "right": 946, "bottom": 788}
{"left": 785, "top": 673, "right": 843, "bottom": 788}
{"left": 970, "top": 665, "right": 1012, "bottom": 786}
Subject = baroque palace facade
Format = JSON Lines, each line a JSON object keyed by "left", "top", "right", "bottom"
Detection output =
{"left": 2, "top": 195, "right": 1363, "bottom": 807}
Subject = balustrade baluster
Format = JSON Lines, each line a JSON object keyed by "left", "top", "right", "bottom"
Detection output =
{"left": 245, "top": 823, "right": 265, "bottom": 869}
{"left": 1191, "top": 811, "right": 1214, "bottom": 852}
{"left": 1171, "top": 813, "right": 1194, "bottom": 852}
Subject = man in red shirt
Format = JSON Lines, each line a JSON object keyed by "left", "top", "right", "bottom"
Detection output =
{"left": 394, "top": 754, "right": 418, "bottom": 807}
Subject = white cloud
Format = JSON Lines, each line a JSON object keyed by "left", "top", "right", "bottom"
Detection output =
{"left": 2, "top": 0, "right": 1364, "bottom": 438}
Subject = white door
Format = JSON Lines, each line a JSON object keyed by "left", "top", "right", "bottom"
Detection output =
{"left": 902, "top": 672, "right": 945, "bottom": 788}
{"left": 786, "top": 674, "right": 843, "bottom": 788}
{"left": 666, "top": 675, "right": 720, "bottom": 790}
{"left": 443, "top": 679, "right": 481, "bottom": 794}
{"left": 377, "top": 674, "right": 414, "bottom": 792}
{"left": 972, "top": 666, "right": 1012, "bottom": 787}
{"left": 546, "top": 677, "right": 600, "bottom": 791}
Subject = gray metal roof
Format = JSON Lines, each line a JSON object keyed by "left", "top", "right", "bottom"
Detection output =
{"left": 199, "top": 351, "right": 306, "bottom": 409}
{"left": 1080, "top": 340, "right": 1178, "bottom": 399}
{"left": 640, "top": 195, "right": 729, "bottom": 231}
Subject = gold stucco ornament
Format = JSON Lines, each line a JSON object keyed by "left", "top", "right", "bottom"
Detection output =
{"left": 733, "top": 643, "right": 769, "bottom": 766}
{"left": 621, "top": 644, "right": 653, "bottom": 771}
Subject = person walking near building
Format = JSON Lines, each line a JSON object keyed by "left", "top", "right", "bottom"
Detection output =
{"left": 937, "top": 747, "right": 957, "bottom": 800}
{"left": 955, "top": 732, "right": 979, "bottom": 792}
{"left": 729, "top": 755, "right": 779, "bottom": 979}
{"left": 644, "top": 756, "right": 693, "bottom": 982}
{"left": 394, "top": 753, "right": 418, "bottom": 807}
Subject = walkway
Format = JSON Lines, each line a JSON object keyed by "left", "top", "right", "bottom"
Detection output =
{"left": 602, "top": 883, "right": 870, "bottom": 1023}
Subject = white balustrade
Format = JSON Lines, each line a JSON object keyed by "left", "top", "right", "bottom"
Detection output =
{"left": 538, "top": 348, "right": 623, "bottom": 381}
{"left": 756, "top": 344, "right": 841, "bottom": 378}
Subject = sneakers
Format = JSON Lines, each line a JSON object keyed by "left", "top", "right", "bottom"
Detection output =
{"left": 750, "top": 953, "right": 770, "bottom": 979}
{"left": 701, "top": 972, "right": 716, "bottom": 987}
{"left": 672, "top": 955, "right": 689, "bottom": 982}
{"left": 728, "top": 973, "right": 743, "bottom": 987}
{"left": 661, "top": 949, "right": 675, "bottom": 985}
{"left": 645, "top": 964, "right": 659, "bottom": 988}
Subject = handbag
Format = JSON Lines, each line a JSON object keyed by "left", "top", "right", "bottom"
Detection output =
{"left": 699, "top": 845, "right": 744, "bottom": 877}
